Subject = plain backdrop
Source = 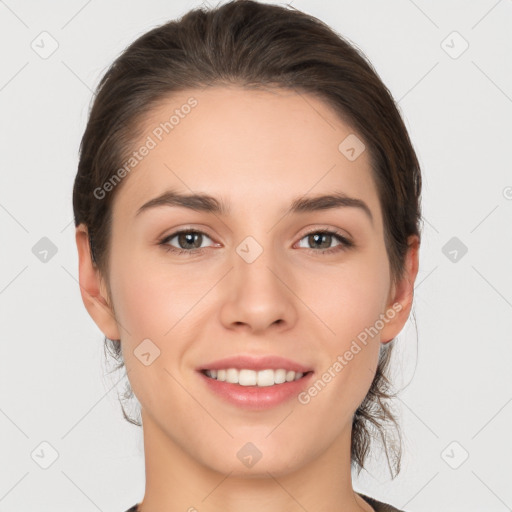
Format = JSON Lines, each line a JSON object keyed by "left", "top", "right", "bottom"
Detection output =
{"left": 1, "top": 1, "right": 511, "bottom": 511}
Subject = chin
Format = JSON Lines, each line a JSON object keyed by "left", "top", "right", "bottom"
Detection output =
{"left": 196, "top": 439, "right": 308, "bottom": 479}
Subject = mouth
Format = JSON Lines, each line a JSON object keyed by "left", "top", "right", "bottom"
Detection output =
{"left": 199, "top": 368, "right": 314, "bottom": 387}
{"left": 198, "top": 366, "right": 315, "bottom": 410}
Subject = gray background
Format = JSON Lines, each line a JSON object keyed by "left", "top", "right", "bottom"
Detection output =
{"left": 1, "top": 1, "right": 511, "bottom": 511}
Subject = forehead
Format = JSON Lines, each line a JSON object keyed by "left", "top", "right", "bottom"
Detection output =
{"left": 111, "top": 85, "right": 382, "bottom": 227}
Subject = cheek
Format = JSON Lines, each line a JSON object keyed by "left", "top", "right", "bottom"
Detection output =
{"left": 108, "top": 246, "right": 195, "bottom": 339}
{"left": 110, "top": 270, "right": 162, "bottom": 339}
{"left": 312, "top": 252, "right": 391, "bottom": 340}
{"left": 110, "top": 260, "right": 193, "bottom": 411}
{"left": 309, "top": 250, "right": 390, "bottom": 401}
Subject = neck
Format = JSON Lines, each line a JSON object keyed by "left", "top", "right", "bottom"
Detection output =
{"left": 136, "top": 409, "right": 374, "bottom": 512}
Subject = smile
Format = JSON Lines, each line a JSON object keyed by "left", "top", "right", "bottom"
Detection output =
{"left": 202, "top": 368, "right": 312, "bottom": 386}
{"left": 198, "top": 368, "right": 314, "bottom": 410}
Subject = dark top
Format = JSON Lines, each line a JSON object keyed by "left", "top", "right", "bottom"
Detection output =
{"left": 124, "top": 492, "right": 404, "bottom": 511}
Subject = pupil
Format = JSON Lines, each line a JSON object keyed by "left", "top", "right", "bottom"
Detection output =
{"left": 180, "top": 232, "right": 201, "bottom": 249}
{"left": 310, "top": 233, "right": 330, "bottom": 249}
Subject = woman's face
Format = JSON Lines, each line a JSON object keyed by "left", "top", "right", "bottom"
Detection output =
{"left": 79, "top": 85, "right": 415, "bottom": 478}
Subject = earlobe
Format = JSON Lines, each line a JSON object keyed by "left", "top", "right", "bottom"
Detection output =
{"left": 75, "top": 224, "right": 121, "bottom": 341}
{"left": 380, "top": 235, "right": 420, "bottom": 344}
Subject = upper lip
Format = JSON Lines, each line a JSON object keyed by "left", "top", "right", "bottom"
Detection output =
{"left": 197, "top": 355, "right": 313, "bottom": 373}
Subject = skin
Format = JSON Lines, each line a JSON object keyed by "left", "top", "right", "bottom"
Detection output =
{"left": 76, "top": 86, "right": 419, "bottom": 512}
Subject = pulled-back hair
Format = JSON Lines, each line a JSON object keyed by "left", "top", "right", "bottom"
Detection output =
{"left": 73, "top": 0, "right": 422, "bottom": 479}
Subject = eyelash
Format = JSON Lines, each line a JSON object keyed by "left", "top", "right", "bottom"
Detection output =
{"left": 158, "top": 228, "right": 354, "bottom": 257}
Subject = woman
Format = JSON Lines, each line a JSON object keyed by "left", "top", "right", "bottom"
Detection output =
{"left": 73, "top": 1, "right": 421, "bottom": 510}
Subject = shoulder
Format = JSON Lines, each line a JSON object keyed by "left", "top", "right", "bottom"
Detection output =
{"left": 357, "top": 492, "right": 405, "bottom": 512}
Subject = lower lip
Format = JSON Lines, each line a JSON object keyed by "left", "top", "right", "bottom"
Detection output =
{"left": 198, "top": 370, "right": 314, "bottom": 410}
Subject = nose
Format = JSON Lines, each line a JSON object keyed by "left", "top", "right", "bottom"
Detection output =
{"left": 218, "top": 240, "right": 299, "bottom": 334}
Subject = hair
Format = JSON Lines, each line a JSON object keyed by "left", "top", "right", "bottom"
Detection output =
{"left": 72, "top": 0, "right": 422, "bottom": 479}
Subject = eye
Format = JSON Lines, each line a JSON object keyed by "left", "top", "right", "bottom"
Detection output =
{"left": 158, "top": 228, "right": 354, "bottom": 257}
{"left": 296, "top": 229, "right": 353, "bottom": 255}
{"left": 159, "top": 229, "right": 215, "bottom": 256}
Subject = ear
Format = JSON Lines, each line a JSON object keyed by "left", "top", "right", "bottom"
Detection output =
{"left": 380, "top": 234, "right": 420, "bottom": 344}
{"left": 75, "top": 223, "right": 121, "bottom": 341}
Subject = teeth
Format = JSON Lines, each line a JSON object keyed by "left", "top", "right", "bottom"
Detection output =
{"left": 204, "top": 368, "right": 306, "bottom": 386}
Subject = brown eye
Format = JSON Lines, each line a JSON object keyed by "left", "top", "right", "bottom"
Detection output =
{"left": 296, "top": 230, "right": 353, "bottom": 255}
{"left": 176, "top": 232, "right": 204, "bottom": 250}
{"left": 159, "top": 230, "right": 214, "bottom": 255}
{"left": 306, "top": 232, "right": 333, "bottom": 249}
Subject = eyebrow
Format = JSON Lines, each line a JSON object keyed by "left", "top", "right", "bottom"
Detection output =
{"left": 135, "top": 189, "right": 373, "bottom": 225}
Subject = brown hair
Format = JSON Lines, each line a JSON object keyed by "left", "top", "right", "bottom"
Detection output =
{"left": 73, "top": 0, "right": 422, "bottom": 479}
